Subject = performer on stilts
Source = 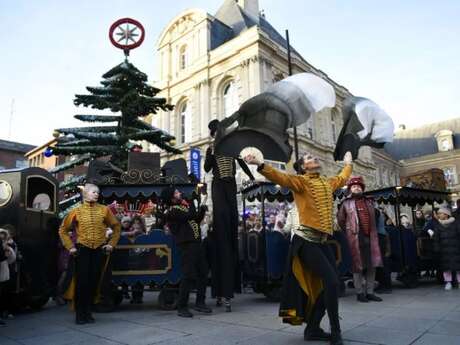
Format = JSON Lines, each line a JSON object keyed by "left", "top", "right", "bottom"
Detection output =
{"left": 205, "top": 119, "right": 254, "bottom": 312}
{"left": 244, "top": 151, "right": 353, "bottom": 345}
{"left": 59, "top": 183, "right": 121, "bottom": 325}
{"left": 160, "top": 186, "right": 212, "bottom": 318}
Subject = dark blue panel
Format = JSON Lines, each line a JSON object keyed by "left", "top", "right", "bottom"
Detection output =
{"left": 111, "top": 229, "right": 181, "bottom": 286}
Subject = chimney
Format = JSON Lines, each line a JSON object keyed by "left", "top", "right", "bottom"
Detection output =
{"left": 236, "top": 0, "right": 260, "bottom": 19}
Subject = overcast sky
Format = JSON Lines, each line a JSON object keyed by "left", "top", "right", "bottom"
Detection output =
{"left": 1, "top": 0, "right": 459, "bottom": 145}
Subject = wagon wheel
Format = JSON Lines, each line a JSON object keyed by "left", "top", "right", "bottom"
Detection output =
{"left": 158, "top": 289, "right": 178, "bottom": 310}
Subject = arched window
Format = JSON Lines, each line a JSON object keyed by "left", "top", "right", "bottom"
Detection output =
{"left": 179, "top": 101, "right": 191, "bottom": 144}
{"left": 179, "top": 45, "right": 188, "bottom": 70}
{"left": 223, "top": 81, "right": 238, "bottom": 118}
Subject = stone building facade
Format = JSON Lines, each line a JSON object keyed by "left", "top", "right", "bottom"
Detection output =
{"left": 385, "top": 118, "right": 460, "bottom": 203}
{"left": 147, "top": 0, "right": 400, "bottom": 188}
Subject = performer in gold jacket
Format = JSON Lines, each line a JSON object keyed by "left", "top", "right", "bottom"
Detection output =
{"left": 59, "top": 183, "right": 121, "bottom": 325}
{"left": 244, "top": 151, "right": 352, "bottom": 345}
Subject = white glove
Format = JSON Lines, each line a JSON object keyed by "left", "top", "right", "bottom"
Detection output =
{"left": 102, "top": 244, "right": 113, "bottom": 253}
{"left": 69, "top": 247, "right": 77, "bottom": 256}
{"left": 244, "top": 154, "right": 263, "bottom": 166}
{"left": 427, "top": 229, "right": 434, "bottom": 237}
{"left": 343, "top": 151, "right": 353, "bottom": 165}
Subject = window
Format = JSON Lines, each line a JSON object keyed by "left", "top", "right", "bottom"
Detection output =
{"left": 443, "top": 166, "right": 457, "bottom": 187}
{"left": 331, "top": 113, "right": 337, "bottom": 144}
{"left": 16, "top": 160, "right": 28, "bottom": 168}
{"left": 179, "top": 45, "right": 187, "bottom": 70}
{"left": 441, "top": 139, "right": 450, "bottom": 151}
{"left": 179, "top": 102, "right": 191, "bottom": 144}
{"left": 305, "top": 117, "right": 314, "bottom": 139}
{"left": 32, "top": 193, "right": 52, "bottom": 211}
{"left": 223, "top": 81, "right": 238, "bottom": 118}
{"left": 26, "top": 176, "right": 55, "bottom": 213}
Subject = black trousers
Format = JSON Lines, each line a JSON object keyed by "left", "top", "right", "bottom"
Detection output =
{"left": 211, "top": 179, "right": 239, "bottom": 299}
{"left": 376, "top": 234, "right": 392, "bottom": 289}
{"left": 298, "top": 240, "right": 340, "bottom": 331}
{"left": 177, "top": 242, "right": 208, "bottom": 309}
{"left": 75, "top": 245, "right": 104, "bottom": 317}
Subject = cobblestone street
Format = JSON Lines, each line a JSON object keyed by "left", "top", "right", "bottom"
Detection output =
{"left": 1, "top": 283, "right": 460, "bottom": 345}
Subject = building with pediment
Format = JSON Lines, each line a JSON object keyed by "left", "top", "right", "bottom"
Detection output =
{"left": 148, "top": 0, "right": 400, "bottom": 189}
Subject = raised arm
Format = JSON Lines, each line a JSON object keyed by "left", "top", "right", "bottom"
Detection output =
{"left": 257, "top": 164, "right": 304, "bottom": 193}
{"left": 328, "top": 164, "right": 353, "bottom": 191}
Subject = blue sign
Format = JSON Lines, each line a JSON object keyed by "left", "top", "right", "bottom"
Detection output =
{"left": 190, "top": 148, "right": 201, "bottom": 180}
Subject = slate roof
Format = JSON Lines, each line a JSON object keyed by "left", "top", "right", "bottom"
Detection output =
{"left": 384, "top": 118, "right": 460, "bottom": 160}
{"left": 0, "top": 139, "right": 36, "bottom": 154}
{"left": 212, "top": 0, "right": 304, "bottom": 59}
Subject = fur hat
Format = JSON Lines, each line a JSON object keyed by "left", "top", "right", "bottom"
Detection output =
{"left": 438, "top": 207, "right": 452, "bottom": 217}
{"left": 347, "top": 176, "right": 365, "bottom": 191}
{"left": 160, "top": 186, "right": 176, "bottom": 205}
{"left": 208, "top": 119, "right": 220, "bottom": 137}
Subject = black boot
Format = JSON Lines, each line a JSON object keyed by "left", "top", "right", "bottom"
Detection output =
{"left": 75, "top": 312, "right": 87, "bottom": 325}
{"left": 193, "top": 303, "right": 212, "bottom": 314}
{"left": 304, "top": 327, "right": 331, "bottom": 341}
{"left": 330, "top": 331, "right": 343, "bottom": 345}
{"left": 366, "top": 293, "right": 383, "bottom": 302}
{"left": 356, "top": 293, "right": 368, "bottom": 302}
{"left": 177, "top": 308, "right": 193, "bottom": 318}
{"left": 305, "top": 295, "right": 330, "bottom": 341}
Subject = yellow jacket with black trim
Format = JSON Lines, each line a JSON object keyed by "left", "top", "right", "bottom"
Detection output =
{"left": 258, "top": 164, "right": 352, "bottom": 235}
{"left": 59, "top": 201, "right": 121, "bottom": 250}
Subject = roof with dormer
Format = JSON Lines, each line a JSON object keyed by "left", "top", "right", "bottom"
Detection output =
{"left": 213, "top": 0, "right": 304, "bottom": 57}
{"left": 384, "top": 117, "right": 460, "bottom": 160}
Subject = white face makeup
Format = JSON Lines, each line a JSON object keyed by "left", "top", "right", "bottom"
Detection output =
{"left": 83, "top": 184, "right": 100, "bottom": 203}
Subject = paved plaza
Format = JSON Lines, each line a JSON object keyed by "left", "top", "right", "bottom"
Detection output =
{"left": 1, "top": 283, "right": 460, "bottom": 345}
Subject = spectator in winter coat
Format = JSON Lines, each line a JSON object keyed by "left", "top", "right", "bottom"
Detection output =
{"left": 338, "top": 177, "right": 383, "bottom": 303}
{"left": 433, "top": 207, "right": 460, "bottom": 290}
{"left": 0, "top": 229, "right": 16, "bottom": 325}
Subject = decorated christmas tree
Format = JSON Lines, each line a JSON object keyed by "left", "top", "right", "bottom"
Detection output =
{"left": 48, "top": 18, "right": 180, "bottom": 217}
{"left": 49, "top": 59, "right": 179, "bottom": 216}
{"left": 49, "top": 58, "right": 179, "bottom": 181}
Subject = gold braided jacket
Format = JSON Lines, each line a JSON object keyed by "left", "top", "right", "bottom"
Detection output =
{"left": 59, "top": 201, "right": 121, "bottom": 250}
{"left": 259, "top": 164, "right": 352, "bottom": 235}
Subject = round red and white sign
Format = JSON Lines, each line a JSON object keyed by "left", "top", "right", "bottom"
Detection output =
{"left": 109, "top": 18, "right": 145, "bottom": 51}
